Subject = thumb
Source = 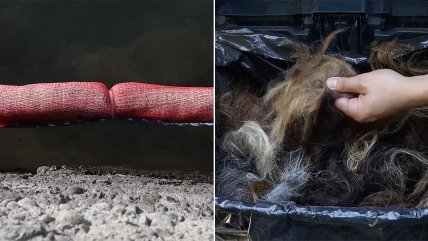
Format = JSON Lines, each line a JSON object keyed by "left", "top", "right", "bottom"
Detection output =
{"left": 326, "top": 77, "right": 364, "bottom": 94}
{"left": 334, "top": 97, "right": 361, "bottom": 121}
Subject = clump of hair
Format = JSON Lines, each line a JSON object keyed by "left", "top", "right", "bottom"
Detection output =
{"left": 215, "top": 148, "right": 262, "bottom": 202}
{"left": 222, "top": 121, "right": 277, "bottom": 179}
{"left": 220, "top": 121, "right": 313, "bottom": 202}
{"left": 216, "top": 88, "right": 270, "bottom": 137}
{"left": 266, "top": 149, "right": 310, "bottom": 202}
{"left": 370, "top": 39, "right": 428, "bottom": 76}
{"left": 265, "top": 32, "right": 357, "bottom": 149}
{"left": 263, "top": 30, "right": 380, "bottom": 172}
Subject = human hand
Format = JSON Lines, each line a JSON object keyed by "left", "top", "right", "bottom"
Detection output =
{"left": 325, "top": 69, "right": 421, "bottom": 123}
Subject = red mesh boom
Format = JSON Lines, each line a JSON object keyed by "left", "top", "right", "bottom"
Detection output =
{"left": 110, "top": 83, "right": 213, "bottom": 123}
{"left": 0, "top": 82, "right": 113, "bottom": 127}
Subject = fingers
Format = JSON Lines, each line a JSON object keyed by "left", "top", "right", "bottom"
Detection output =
{"left": 334, "top": 97, "right": 362, "bottom": 121}
{"left": 326, "top": 77, "right": 364, "bottom": 94}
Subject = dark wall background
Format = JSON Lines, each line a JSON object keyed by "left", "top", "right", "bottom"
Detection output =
{"left": 0, "top": 0, "right": 213, "bottom": 173}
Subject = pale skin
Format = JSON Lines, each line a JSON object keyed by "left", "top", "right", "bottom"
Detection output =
{"left": 326, "top": 69, "right": 428, "bottom": 123}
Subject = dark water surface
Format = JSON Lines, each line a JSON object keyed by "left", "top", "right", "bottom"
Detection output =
{"left": 0, "top": 0, "right": 213, "bottom": 172}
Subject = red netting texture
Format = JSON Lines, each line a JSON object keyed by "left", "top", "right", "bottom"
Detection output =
{"left": 110, "top": 82, "right": 213, "bottom": 123}
{"left": 0, "top": 82, "right": 113, "bottom": 127}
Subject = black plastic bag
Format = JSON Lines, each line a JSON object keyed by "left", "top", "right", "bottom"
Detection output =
{"left": 215, "top": 28, "right": 428, "bottom": 240}
{"left": 216, "top": 197, "right": 428, "bottom": 241}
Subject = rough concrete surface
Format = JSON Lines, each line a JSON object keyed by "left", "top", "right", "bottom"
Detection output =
{"left": 0, "top": 166, "right": 213, "bottom": 241}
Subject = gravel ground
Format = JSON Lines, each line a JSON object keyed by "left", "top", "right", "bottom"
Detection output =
{"left": 0, "top": 166, "right": 213, "bottom": 241}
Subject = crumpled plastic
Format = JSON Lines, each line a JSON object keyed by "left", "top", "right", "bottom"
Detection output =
{"left": 216, "top": 197, "right": 428, "bottom": 241}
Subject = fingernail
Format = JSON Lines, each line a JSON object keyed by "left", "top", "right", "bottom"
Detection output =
{"left": 326, "top": 78, "right": 337, "bottom": 90}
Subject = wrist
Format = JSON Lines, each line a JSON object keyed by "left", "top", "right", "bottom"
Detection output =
{"left": 407, "top": 74, "right": 428, "bottom": 108}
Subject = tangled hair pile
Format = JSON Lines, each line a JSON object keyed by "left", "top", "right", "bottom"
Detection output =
{"left": 216, "top": 30, "right": 428, "bottom": 208}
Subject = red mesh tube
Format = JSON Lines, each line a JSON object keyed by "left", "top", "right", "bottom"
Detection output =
{"left": 110, "top": 83, "right": 213, "bottom": 123}
{"left": 0, "top": 82, "right": 113, "bottom": 127}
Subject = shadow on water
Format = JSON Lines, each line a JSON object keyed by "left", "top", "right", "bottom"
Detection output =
{"left": 0, "top": 0, "right": 213, "bottom": 173}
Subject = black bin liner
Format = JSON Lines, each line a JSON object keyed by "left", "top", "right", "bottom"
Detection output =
{"left": 216, "top": 197, "right": 428, "bottom": 241}
{"left": 215, "top": 28, "right": 428, "bottom": 240}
